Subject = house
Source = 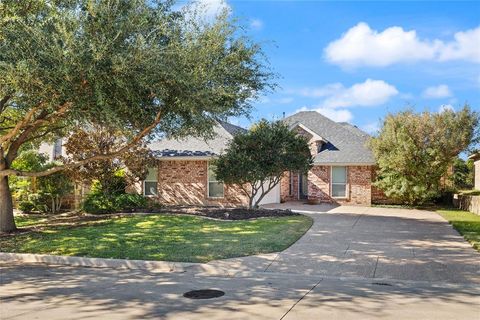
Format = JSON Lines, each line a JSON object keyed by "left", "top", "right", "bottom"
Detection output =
{"left": 146, "top": 111, "right": 383, "bottom": 206}
{"left": 469, "top": 152, "right": 480, "bottom": 190}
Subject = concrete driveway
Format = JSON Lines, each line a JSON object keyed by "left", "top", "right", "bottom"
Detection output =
{"left": 1, "top": 204, "right": 479, "bottom": 319}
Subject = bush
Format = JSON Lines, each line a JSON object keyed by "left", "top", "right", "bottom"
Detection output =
{"left": 82, "top": 192, "right": 148, "bottom": 214}
{"left": 18, "top": 201, "right": 36, "bottom": 213}
{"left": 114, "top": 194, "right": 147, "bottom": 211}
{"left": 82, "top": 193, "right": 117, "bottom": 214}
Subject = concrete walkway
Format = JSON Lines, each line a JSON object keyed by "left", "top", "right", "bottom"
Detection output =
{"left": 1, "top": 204, "right": 479, "bottom": 319}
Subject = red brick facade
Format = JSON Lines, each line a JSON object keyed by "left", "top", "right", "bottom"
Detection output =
{"left": 154, "top": 160, "right": 249, "bottom": 207}
{"left": 152, "top": 160, "right": 387, "bottom": 207}
{"left": 281, "top": 165, "right": 374, "bottom": 206}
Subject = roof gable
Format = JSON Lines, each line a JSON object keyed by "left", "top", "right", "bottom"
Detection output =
{"left": 283, "top": 111, "right": 375, "bottom": 164}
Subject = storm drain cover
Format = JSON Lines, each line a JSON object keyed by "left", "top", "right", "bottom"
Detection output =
{"left": 183, "top": 289, "right": 225, "bottom": 299}
{"left": 372, "top": 282, "right": 393, "bottom": 286}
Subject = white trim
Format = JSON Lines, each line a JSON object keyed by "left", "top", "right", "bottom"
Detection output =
{"left": 290, "top": 123, "right": 327, "bottom": 143}
{"left": 330, "top": 166, "right": 348, "bottom": 199}
{"left": 207, "top": 162, "right": 224, "bottom": 199}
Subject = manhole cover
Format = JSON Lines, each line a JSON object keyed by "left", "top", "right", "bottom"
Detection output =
{"left": 183, "top": 289, "right": 225, "bottom": 299}
{"left": 372, "top": 282, "right": 393, "bottom": 286}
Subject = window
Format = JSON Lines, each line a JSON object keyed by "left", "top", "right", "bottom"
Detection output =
{"left": 208, "top": 163, "right": 224, "bottom": 198}
{"left": 143, "top": 168, "right": 158, "bottom": 196}
{"left": 331, "top": 166, "right": 347, "bottom": 198}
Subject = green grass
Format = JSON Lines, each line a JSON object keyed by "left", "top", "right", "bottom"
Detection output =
{"left": 0, "top": 214, "right": 312, "bottom": 263}
{"left": 436, "top": 208, "right": 480, "bottom": 251}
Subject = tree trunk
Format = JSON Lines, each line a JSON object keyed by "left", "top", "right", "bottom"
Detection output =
{"left": 0, "top": 175, "right": 16, "bottom": 232}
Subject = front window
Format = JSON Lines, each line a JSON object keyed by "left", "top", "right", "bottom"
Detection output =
{"left": 143, "top": 168, "right": 158, "bottom": 196}
{"left": 331, "top": 166, "right": 347, "bottom": 198}
{"left": 208, "top": 163, "right": 224, "bottom": 198}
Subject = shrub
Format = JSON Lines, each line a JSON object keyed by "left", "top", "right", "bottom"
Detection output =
{"left": 114, "top": 194, "right": 147, "bottom": 211}
{"left": 82, "top": 192, "right": 148, "bottom": 214}
{"left": 18, "top": 201, "right": 36, "bottom": 213}
{"left": 82, "top": 193, "right": 117, "bottom": 214}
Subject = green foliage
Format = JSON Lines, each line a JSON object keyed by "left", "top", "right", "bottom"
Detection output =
{"left": 452, "top": 158, "right": 474, "bottom": 190}
{"left": 18, "top": 201, "right": 35, "bottom": 213}
{"left": 9, "top": 151, "right": 48, "bottom": 202}
{"left": 215, "top": 119, "right": 313, "bottom": 208}
{"left": 37, "top": 164, "right": 74, "bottom": 213}
{"left": 115, "top": 194, "right": 148, "bottom": 211}
{"left": 370, "top": 106, "right": 479, "bottom": 205}
{"left": 82, "top": 193, "right": 117, "bottom": 214}
{"left": 1, "top": 0, "right": 273, "bottom": 146}
{"left": 82, "top": 181, "right": 148, "bottom": 214}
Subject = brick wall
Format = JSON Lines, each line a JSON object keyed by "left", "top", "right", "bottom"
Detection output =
{"left": 280, "top": 171, "right": 299, "bottom": 201}
{"left": 281, "top": 165, "right": 373, "bottom": 206}
{"left": 156, "top": 160, "right": 249, "bottom": 207}
{"left": 348, "top": 166, "right": 372, "bottom": 205}
{"left": 308, "top": 165, "right": 331, "bottom": 201}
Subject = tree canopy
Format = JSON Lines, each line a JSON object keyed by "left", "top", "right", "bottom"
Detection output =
{"left": 369, "top": 106, "right": 479, "bottom": 205}
{"left": 215, "top": 120, "right": 313, "bottom": 209}
{"left": 0, "top": 0, "right": 274, "bottom": 232}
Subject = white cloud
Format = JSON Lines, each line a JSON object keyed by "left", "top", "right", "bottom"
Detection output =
{"left": 361, "top": 122, "right": 380, "bottom": 134}
{"left": 296, "top": 106, "right": 353, "bottom": 122}
{"left": 250, "top": 19, "right": 264, "bottom": 30}
{"left": 439, "top": 27, "right": 480, "bottom": 63}
{"left": 323, "top": 79, "right": 398, "bottom": 108}
{"left": 439, "top": 104, "right": 454, "bottom": 113}
{"left": 422, "top": 84, "right": 452, "bottom": 99}
{"left": 182, "top": 0, "right": 231, "bottom": 21}
{"left": 325, "top": 23, "right": 480, "bottom": 67}
{"left": 298, "top": 79, "right": 398, "bottom": 109}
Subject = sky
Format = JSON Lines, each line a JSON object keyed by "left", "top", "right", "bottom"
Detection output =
{"left": 186, "top": 0, "right": 480, "bottom": 134}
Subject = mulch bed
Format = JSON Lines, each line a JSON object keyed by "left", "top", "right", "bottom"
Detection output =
{"left": 161, "top": 206, "right": 299, "bottom": 220}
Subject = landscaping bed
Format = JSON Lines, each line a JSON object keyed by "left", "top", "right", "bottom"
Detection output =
{"left": 161, "top": 206, "right": 299, "bottom": 220}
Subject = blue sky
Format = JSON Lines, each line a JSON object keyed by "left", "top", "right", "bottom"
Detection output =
{"left": 191, "top": 0, "right": 480, "bottom": 133}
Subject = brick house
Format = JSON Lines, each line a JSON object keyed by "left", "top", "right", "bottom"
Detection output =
{"left": 144, "top": 111, "right": 383, "bottom": 206}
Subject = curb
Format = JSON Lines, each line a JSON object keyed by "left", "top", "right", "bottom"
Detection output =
{"left": 0, "top": 252, "right": 201, "bottom": 273}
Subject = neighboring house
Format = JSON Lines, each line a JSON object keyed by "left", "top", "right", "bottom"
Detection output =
{"left": 469, "top": 152, "right": 480, "bottom": 190}
{"left": 146, "top": 111, "right": 383, "bottom": 206}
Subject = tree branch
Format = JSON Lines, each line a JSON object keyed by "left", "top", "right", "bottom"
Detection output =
{"left": 0, "top": 95, "right": 11, "bottom": 114}
{"left": 0, "top": 111, "right": 163, "bottom": 177}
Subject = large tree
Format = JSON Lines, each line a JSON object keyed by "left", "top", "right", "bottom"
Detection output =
{"left": 215, "top": 120, "right": 312, "bottom": 209}
{"left": 369, "top": 106, "right": 479, "bottom": 205}
{"left": 0, "top": 0, "right": 273, "bottom": 232}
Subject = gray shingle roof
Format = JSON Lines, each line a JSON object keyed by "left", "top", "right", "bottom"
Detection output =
{"left": 284, "top": 111, "right": 376, "bottom": 164}
{"left": 148, "top": 121, "right": 245, "bottom": 158}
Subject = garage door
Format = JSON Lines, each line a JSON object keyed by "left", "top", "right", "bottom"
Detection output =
{"left": 254, "top": 181, "right": 281, "bottom": 205}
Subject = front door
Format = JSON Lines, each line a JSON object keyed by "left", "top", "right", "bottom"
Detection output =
{"left": 299, "top": 173, "right": 308, "bottom": 200}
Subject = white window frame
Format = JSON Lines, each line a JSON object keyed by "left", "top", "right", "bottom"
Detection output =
{"left": 143, "top": 168, "right": 158, "bottom": 197}
{"left": 207, "top": 162, "right": 224, "bottom": 198}
{"left": 331, "top": 166, "right": 348, "bottom": 199}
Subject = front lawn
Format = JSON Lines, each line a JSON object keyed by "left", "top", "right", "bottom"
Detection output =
{"left": 0, "top": 213, "right": 312, "bottom": 263}
{"left": 436, "top": 208, "right": 480, "bottom": 250}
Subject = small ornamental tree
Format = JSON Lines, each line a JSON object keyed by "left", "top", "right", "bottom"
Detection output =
{"left": 0, "top": 1, "right": 273, "bottom": 232}
{"left": 63, "top": 126, "right": 155, "bottom": 195}
{"left": 215, "top": 120, "right": 313, "bottom": 209}
{"left": 369, "top": 106, "right": 479, "bottom": 205}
